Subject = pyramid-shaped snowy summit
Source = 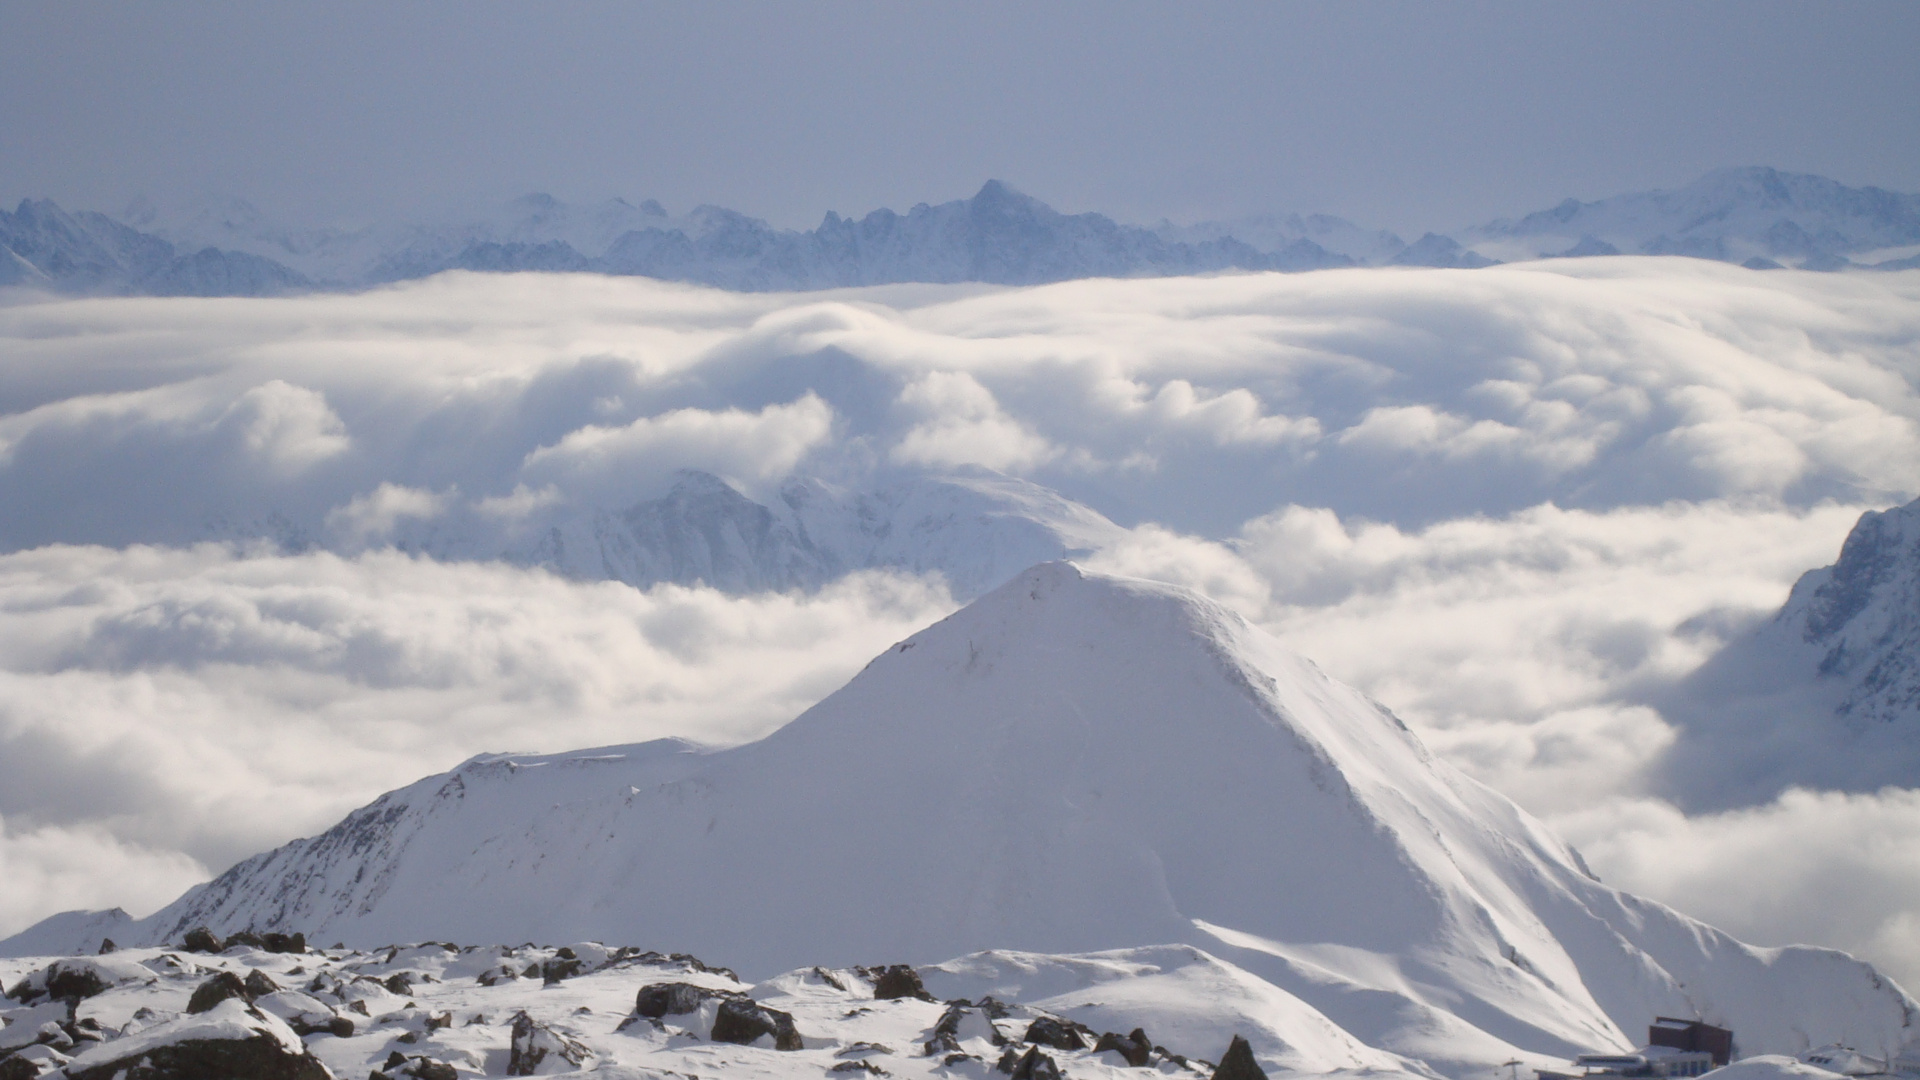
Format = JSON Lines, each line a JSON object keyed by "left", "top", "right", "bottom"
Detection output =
{"left": 82, "top": 563, "right": 1919, "bottom": 1073}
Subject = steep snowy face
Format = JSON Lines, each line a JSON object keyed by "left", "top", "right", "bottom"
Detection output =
{"left": 1660, "top": 498, "right": 1920, "bottom": 806}
{"left": 87, "top": 564, "right": 1919, "bottom": 1074}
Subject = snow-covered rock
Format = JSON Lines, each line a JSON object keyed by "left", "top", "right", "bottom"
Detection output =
{"left": 25, "top": 562, "right": 1912, "bottom": 1076}
{"left": 1658, "top": 495, "right": 1920, "bottom": 806}
{"left": 56, "top": 996, "right": 330, "bottom": 1080}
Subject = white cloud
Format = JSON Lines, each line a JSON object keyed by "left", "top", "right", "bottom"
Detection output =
{"left": 218, "top": 380, "right": 352, "bottom": 472}
{"left": 890, "top": 371, "right": 1057, "bottom": 472}
{"left": 1553, "top": 789, "right": 1920, "bottom": 994}
{"left": 521, "top": 393, "right": 835, "bottom": 502}
{"left": 474, "top": 483, "right": 564, "bottom": 519}
{"left": 0, "top": 815, "right": 207, "bottom": 938}
{"left": 325, "top": 483, "right": 453, "bottom": 544}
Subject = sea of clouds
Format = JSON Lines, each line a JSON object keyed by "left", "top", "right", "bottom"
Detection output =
{"left": 1, "top": 261, "right": 1918, "bottom": 986}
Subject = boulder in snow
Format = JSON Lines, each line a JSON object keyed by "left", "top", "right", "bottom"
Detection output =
{"left": 710, "top": 998, "right": 803, "bottom": 1051}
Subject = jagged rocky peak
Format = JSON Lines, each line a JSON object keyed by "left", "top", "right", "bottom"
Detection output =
{"left": 17, "top": 562, "right": 1912, "bottom": 1078}
{"left": 1658, "top": 495, "right": 1920, "bottom": 807}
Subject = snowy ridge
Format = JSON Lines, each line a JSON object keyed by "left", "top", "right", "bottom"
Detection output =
{"left": 14, "top": 563, "right": 1913, "bottom": 1077}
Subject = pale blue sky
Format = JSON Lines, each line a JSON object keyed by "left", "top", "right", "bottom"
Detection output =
{"left": 2, "top": 1, "right": 1916, "bottom": 232}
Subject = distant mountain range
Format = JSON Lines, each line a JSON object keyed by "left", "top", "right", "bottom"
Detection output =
{"left": 4, "top": 167, "right": 1918, "bottom": 298}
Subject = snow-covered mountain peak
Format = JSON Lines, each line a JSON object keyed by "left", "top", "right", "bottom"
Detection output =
{"left": 26, "top": 562, "right": 1911, "bottom": 1077}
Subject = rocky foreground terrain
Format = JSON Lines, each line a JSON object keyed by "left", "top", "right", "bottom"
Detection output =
{"left": 0, "top": 933, "right": 1282, "bottom": 1080}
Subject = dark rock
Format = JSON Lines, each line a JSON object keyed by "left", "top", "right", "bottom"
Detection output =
{"left": 507, "top": 1010, "right": 591, "bottom": 1075}
{"left": 1001, "top": 1046, "right": 1062, "bottom": 1080}
{"left": 863, "top": 965, "right": 933, "bottom": 1001}
{"left": 710, "top": 998, "right": 803, "bottom": 1051}
{"left": 181, "top": 927, "right": 223, "bottom": 954}
{"left": 831, "top": 1063, "right": 890, "bottom": 1076}
{"left": 262, "top": 932, "right": 307, "bottom": 954}
{"left": 97, "top": 939, "right": 117, "bottom": 955}
{"left": 1096, "top": 1028, "right": 1153, "bottom": 1067}
{"left": 328, "top": 1015, "right": 356, "bottom": 1038}
{"left": 186, "top": 970, "right": 252, "bottom": 1014}
{"left": 1210, "top": 1035, "right": 1268, "bottom": 1080}
{"left": 425, "top": 1011, "right": 452, "bottom": 1032}
{"left": 1023, "top": 1016, "right": 1089, "bottom": 1051}
{"left": 244, "top": 970, "right": 281, "bottom": 998}
{"left": 383, "top": 973, "right": 414, "bottom": 996}
{"left": 225, "top": 931, "right": 267, "bottom": 951}
{"left": 633, "top": 981, "right": 735, "bottom": 1019}
{"left": 540, "top": 956, "right": 582, "bottom": 985}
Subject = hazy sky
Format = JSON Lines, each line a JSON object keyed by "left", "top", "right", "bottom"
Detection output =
{"left": 3, "top": 1, "right": 1917, "bottom": 233}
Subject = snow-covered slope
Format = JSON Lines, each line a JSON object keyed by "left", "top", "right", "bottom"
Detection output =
{"left": 1658, "top": 496, "right": 1920, "bottom": 808}
{"left": 25, "top": 563, "right": 1912, "bottom": 1075}
{"left": 1472, "top": 167, "right": 1920, "bottom": 269}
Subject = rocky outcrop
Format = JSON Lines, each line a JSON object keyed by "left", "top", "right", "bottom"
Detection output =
{"left": 1096, "top": 1028, "right": 1154, "bottom": 1067}
{"left": 1210, "top": 1035, "right": 1269, "bottom": 1080}
{"left": 1022, "top": 1016, "right": 1090, "bottom": 1051}
{"left": 862, "top": 964, "right": 934, "bottom": 1001}
{"left": 709, "top": 998, "right": 803, "bottom": 1051}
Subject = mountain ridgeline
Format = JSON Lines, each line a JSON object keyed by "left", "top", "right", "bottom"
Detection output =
{"left": 7, "top": 167, "right": 1919, "bottom": 298}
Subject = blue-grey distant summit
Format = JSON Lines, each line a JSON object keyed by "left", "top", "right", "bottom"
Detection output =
{"left": 7, "top": 168, "right": 1918, "bottom": 297}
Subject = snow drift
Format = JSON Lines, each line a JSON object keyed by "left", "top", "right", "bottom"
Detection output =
{"left": 14, "top": 563, "right": 1918, "bottom": 1075}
